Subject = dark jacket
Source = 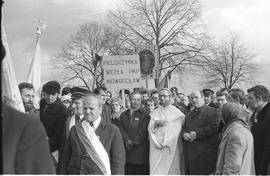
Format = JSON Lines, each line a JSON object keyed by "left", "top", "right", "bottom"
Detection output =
{"left": 208, "top": 101, "right": 219, "bottom": 109}
{"left": 251, "top": 102, "right": 270, "bottom": 175}
{"left": 59, "top": 120, "right": 125, "bottom": 175}
{"left": 182, "top": 105, "right": 220, "bottom": 175}
{"left": 2, "top": 103, "right": 55, "bottom": 174}
{"left": 101, "top": 103, "right": 112, "bottom": 122}
{"left": 40, "top": 98, "right": 69, "bottom": 152}
{"left": 119, "top": 108, "right": 150, "bottom": 165}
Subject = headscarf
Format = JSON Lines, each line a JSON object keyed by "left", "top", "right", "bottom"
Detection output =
{"left": 221, "top": 102, "right": 249, "bottom": 132}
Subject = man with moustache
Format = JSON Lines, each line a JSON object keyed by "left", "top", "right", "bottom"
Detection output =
{"left": 182, "top": 90, "right": 220, "bottom": 175}
{"left": 18, "top": 82, "right": 39, "bottom": 115}
{"left": 119, "top": 91, "right": 150, "bottom": 175}
{"left": 59, "top": 94, "right": 125, "bottom": 174}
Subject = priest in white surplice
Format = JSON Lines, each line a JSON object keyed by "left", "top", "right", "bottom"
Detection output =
{"left": 148, "top": 88, "right": 185, "bottom": 175}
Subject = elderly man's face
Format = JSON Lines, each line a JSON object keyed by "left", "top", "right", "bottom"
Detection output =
{"left": 83, "top": 96, "right": 101, "bottom": 122}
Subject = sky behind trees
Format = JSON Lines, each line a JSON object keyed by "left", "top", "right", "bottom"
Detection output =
{"left": 3, "top": 0, "right": 270, "bottom": 93}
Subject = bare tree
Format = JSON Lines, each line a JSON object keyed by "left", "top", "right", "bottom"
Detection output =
{"left": 201, "top": 34, "right": 258, "bottom": 89}
{"left": 54, "top": 22, "right": 127, "bottom": 90}
{"left": 109, "top": 0, "right": 208, "bottom": 85}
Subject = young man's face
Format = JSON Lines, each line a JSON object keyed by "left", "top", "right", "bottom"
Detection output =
{"left": 99, "top": 90, "right": 107, "bottom": 105}
{"left": 204, "top": 95, "right": 212, "bottom": 104}
{"left": 146, "top": 101, "right": 155, "bottom": 112}
{"left": 44, "top": 92, "right": 59, "bottom": 104}
{"left": 217, "top": 95, "right": 227, "bottom": 108}
{"left": 142, "top": 93, "right": 149, "bottom": 101}
{"left": 247, "top": 91, "right": 261, "bottom": 110}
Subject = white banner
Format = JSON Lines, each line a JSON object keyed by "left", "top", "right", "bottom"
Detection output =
{"left": 103, "top": 55, "right": 141, "bottom": 94}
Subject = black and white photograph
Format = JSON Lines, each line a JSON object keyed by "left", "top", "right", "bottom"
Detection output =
{"left": 2, "top": 0, "right": 270, "bottom": 175}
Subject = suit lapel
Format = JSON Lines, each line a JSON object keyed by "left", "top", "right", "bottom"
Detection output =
{"left": 95, "top": 120, "right": 106, "bottom": 140}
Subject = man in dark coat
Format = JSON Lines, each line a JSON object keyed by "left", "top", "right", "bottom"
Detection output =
{"left": 59, "top": 94, "right": 125, "bottom": 174}
{"left": 119, "top": 91, "right": 150, "bottom": 175}
{"left": 58, "top": 87, "right": 89, "bottom": 173}
{"left": 247, "top": 85, "right": 270, "bottom": 175}
{"left": 40, "top": 81, "right": 69, "bottom": 163}
{"left": 182, "top": 90, "right": 220, "bottom": 175}
{"left": 94, "top": 86, "right": 112, "bottom": 122}
{"left": 2, "top": 103, "right": 55, "bottom": 174}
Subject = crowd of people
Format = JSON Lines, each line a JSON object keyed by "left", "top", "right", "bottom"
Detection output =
{"left": 2, "top": 80, "right": 270, "bottom": 175}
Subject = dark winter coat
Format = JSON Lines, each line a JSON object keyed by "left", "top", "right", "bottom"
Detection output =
{"left": 251, "top": 102, "right": 270, "bottom": 175}
{"left": 182, "top": 105, "right": 220, "bottom": 175}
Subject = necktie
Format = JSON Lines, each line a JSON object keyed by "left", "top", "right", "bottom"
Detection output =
{"left": 89, "top": 121, "right": 94, "bottom": 128}
{"left": 75, "top": 115, "right": 81, "bottom": 124}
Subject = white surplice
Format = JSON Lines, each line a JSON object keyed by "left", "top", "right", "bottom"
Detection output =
{"left": 148, "top": 105, "right": 185, "bottom": 175}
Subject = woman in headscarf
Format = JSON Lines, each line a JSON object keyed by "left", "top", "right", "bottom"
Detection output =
{"left": 215, "top": 102, "right": 255, "bottom": 175}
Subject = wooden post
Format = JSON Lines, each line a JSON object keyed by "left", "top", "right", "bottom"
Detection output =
{"left": 121, "top": 88, "right": 125, "bottom": 109}
{"left": 145, "top": 75, "right": 149, "bottom": 89}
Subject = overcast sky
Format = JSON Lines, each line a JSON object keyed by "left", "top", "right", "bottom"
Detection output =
{"left": 3, "top": 0, "right": 270, "bottom": 92}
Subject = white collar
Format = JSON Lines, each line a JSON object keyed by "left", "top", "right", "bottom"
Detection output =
{"left": 79, "top": 114, "right": 84, "bottom": 119}
{"left": 93, "top": 116, "right": 101, "bottom": 130}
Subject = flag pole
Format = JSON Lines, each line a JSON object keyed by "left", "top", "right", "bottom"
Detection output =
{"left": 27, "top": 20, "right": 46, "bottom": 109}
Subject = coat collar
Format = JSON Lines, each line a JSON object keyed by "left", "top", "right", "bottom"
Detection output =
{"left": 95, "top": 119, "right": 107, "bottom": 138}
{"left": 257, "top": 102, "right": 270, "bottom": 120}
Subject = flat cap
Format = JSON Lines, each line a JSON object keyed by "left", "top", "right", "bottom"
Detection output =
{"left": 71, "top": 87, "right": 90, "bottom": 99}
{"left": 203, "top": 88, "right": 214, "bottom": 96}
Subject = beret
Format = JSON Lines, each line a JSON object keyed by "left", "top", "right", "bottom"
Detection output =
{"left": 42, "top": 81, "right": 61, "bottom": 94}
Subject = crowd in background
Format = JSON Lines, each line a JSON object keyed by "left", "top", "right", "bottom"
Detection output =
{"left": 2, "top": 80, "right": 270, "bottom": 175}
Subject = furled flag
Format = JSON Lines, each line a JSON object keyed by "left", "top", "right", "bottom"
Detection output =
{"left": 26, "top": 21, "right": 46, "bottom": 109}
{"left": 1, "top": 24, "right": 25, "bottom": 112}
{"left": 27, "top": 38, "right": 41, "bottom": 93}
